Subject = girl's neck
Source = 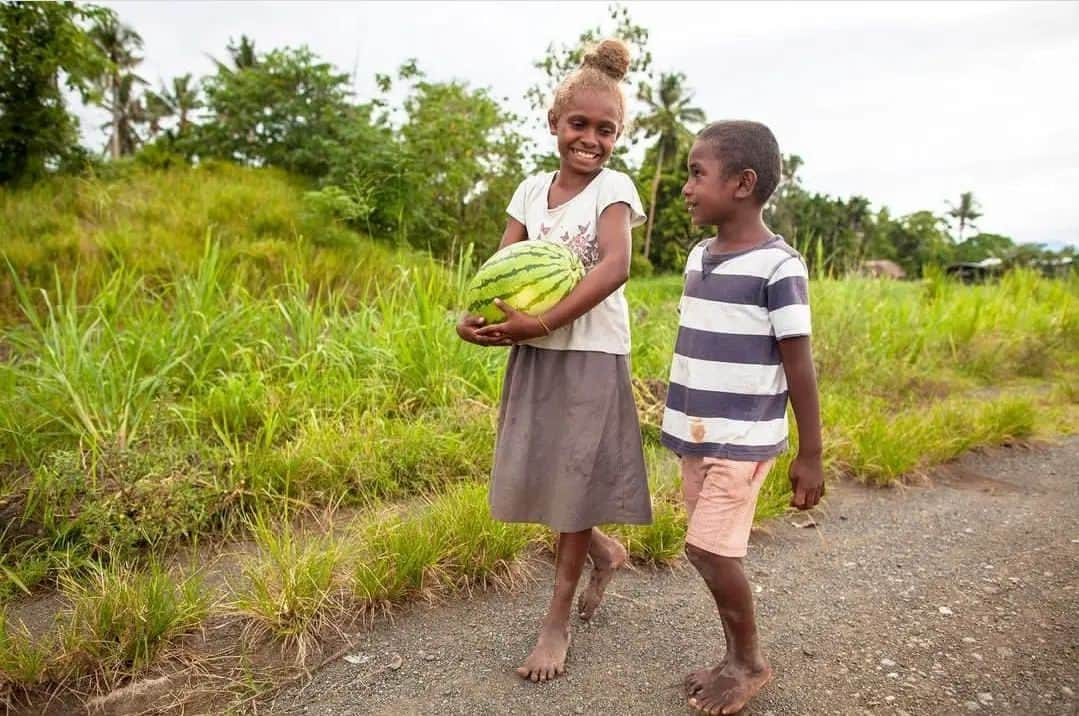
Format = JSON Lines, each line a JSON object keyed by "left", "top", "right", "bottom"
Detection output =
{"left": 548, "top": 165, "right": 603, "bottom": 210}
{"left": 554, "top": 164, "right": 602, "bottom": 191}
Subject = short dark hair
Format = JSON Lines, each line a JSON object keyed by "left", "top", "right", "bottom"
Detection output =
{"left": 697, "top": 120, "right": 781, "bottom": 205}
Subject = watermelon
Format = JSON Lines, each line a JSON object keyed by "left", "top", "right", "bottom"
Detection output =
{"left": 465, "top": 240, "right": 585, "bottom": 325}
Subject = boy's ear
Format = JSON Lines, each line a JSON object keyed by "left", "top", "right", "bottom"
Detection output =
{"left": 547, "top": 110, "right": 558, "bottom": 135}
{"left": 735, "top": 168, "right": 758, "bottom": 200}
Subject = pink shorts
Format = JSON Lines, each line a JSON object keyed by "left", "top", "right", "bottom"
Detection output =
{"left": 681, "top": 456, "right": 775, "bottom": 558}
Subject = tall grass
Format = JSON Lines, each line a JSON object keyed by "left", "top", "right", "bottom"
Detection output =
{"left": 0, "top": 163, "right": 430, "bottom": 322}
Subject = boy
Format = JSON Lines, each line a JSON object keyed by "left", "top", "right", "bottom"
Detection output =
{"left": 661, "top": 120, "right": 824, "bottom": 715}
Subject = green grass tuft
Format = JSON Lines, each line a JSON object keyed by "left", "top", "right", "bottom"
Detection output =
{"left": 59, "top": 559, "right": 208, "bottom": 678}
{"left": 231, "top": 515, "right": 343, "bottom": 664}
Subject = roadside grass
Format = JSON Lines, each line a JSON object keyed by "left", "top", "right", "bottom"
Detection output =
{"left": 231, "top": 483, "right": 540, "bottom": 663}
{"left": 231, "top": 515, "right": 343, "bottom": 665}
{"left": 0, "top": 560, "right": 207, "bottom": 707}
{"left": 59, "top": 560, "right": 210, "bottom": 680}
{"left": 0, "top": 610, "right": 52, "bottom": 706}
{"left": 351, "top": 482, "right": 540, "bottom": 610}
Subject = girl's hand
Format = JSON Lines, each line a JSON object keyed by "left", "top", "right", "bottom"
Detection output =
{"left": 457, "top": 314, "right": 513, "bottom": 347}
{"left": 475, "top": 299, "right": 549, "bottom": 343}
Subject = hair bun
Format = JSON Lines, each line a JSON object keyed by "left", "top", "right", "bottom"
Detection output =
{"left": 581, "top": 39, "right": 631, "bottom": 81}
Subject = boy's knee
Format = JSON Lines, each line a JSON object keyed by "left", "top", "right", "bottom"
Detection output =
{"left": 685, "top": 542, "right": 740, "bottom": 572}
{"left": 685, "top": 542, "right": 716, "bottom": 568}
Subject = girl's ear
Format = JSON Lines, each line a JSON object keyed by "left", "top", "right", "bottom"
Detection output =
{"left": 547, "top": 110, "right": 558, "bottom": 135}
{"left": 735, "top": 168, "right": 758, "bottom": 200}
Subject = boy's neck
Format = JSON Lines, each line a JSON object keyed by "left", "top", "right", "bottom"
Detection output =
{"left": 709, "top": 211, "right": 774, "bottom": 254}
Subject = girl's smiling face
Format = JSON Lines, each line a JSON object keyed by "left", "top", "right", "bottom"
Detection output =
{"left": 548, "top": 89, "right": 622, "bottom": 175}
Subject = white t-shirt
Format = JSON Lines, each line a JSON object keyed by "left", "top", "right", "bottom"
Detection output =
{"left": 505, "top": 168, "right": 646, "bottom": 355}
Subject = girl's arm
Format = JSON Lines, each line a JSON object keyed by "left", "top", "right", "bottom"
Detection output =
{"left": 498, "top": 217, "right": 528, "bottom": 250}
{"left": 477, "top": 203, "right": 632, "bottom": 342}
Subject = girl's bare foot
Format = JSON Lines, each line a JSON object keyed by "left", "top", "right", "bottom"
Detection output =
{"left": 516, "top": 623, "right": 572, "bottom": 682}
{"left": 687, "top": 661, "right": 772, "bottom": 715}
{"left": 577, "top": 533, "right": 628, "bottom": 621}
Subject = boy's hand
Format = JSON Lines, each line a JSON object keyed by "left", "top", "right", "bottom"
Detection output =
{"left": 456, "top": 314, "right": 512, "bottom": 347}
{"left": 789, "top": 452, "right": 825, "bottom": 510}
{"left": 475, "top": 299, "right": 548, "bottom": 343}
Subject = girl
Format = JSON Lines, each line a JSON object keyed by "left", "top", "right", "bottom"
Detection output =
{"left": 456, "top": 39, "right": 652, "bottom": 682}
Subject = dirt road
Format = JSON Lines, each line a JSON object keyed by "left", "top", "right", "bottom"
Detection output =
{"left": 266, "top": 439, "right": 1079, "bottom": 715}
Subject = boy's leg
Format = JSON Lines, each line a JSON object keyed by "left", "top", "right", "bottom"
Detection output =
{"left": 517, "top": 528, "right": 592, "bottom": 681}
{"left": 577, "top": 526, "right": 628, "bottom": 620}
{"left": 684, "top": 600, "right": 734, "bottom": 694}
{"left": 685, "top": 545, "right": 771, "bottom": 714}
{"left": 680, "top": 455, "right": 732, "bottom": 693}
{"left": 682, "top": 458, "right": 774, "bottom": 714}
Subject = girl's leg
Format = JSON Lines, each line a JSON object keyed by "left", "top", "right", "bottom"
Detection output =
{"left": 578, "top": 527, "right": 629, "bottom": 620}
{"left": 517, "top": 528, "right": 592, "bottom": 681}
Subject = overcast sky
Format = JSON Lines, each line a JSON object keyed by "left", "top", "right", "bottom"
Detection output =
{"left": 85, "top": 1, "right": 1079, "bottom": 247}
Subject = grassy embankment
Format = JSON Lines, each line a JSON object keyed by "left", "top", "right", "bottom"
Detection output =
{"left": 1, "top": 164, "right": 1076, "bottom": 703}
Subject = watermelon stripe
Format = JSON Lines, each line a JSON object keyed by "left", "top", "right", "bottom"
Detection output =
{"left": 470, "top": 266, "right": 568, "bottom": 307}
{"left": 521, "top": 273, "right": 575, "bottom": 312}
{"left": 468, "top": 265, "right": 569, "bottom": 314}
{"left": 468, "top": 260, "right": 564, "bottom": 293}
{"left": 465, "top": 240, "right": 583, "bottom": 320}
{"left": 476, "top": 243, "right": 566, "bottom": 272}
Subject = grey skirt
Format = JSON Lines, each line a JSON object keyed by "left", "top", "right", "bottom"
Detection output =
{"left": 489, "top": 345, "right": 653, "bottom": 533}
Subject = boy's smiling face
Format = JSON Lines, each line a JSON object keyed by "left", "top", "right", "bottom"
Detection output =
{"left": 683, "top": 139, "right": 754, "bottom": 226}
{"left": 548, "top": 89, "right": 621, "bottom": 174}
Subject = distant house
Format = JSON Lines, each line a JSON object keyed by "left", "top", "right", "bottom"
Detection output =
{"left": 1033, "top": 256, "right": 1074, "bottom": 278}
{"left": 945, "top": 257, "right": 1004, "bottom": 284}
{"left": 860, "top": 259, "right": 906, "bottom": 280}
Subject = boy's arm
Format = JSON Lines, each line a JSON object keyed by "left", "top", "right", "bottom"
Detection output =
{"left": 777, "top": 336, "right": 824, "bottom": 510}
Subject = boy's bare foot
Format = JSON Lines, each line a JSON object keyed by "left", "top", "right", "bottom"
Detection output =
{"left": 515, "top": 623, "right": 571, "bottom": 682}
{"left": 686, "top": 661, "right": 772, "bottom": 715}
{"left": 683, "top": 658, "right": 727, "bottom": 697}
{"left": 577, "top": 533, "right": 628, "bottom": 621}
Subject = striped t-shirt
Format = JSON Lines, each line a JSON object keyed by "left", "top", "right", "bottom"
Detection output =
{"left": 660, "top": 236, "right": 812, "bottom": 461}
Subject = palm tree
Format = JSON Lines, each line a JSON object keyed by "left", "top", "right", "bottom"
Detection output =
{"left": 145, "top": 74, "right": 201, "bottom": 138}
{"left": 635, "top": 72, "right": 705, "bottom": 259}
{"left": 143, "top": 90, "right": 170, "bottom": 139}
{"left": 89, "top": 13, "right": 145, "bottom": 158}
{"left": 99, "top": 73, "right": 146, "bottom": 156}
{"left": 210, "top": 35, "right": 258, "bottom": 75}
{"left": 946, "top": 191, "right": 982, "bottom": 242}
{"left": 781, "top": 154, "right": 804, "bottom": 187}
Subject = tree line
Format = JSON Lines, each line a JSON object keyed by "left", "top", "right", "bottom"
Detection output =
{"left": 1, "top": 2, "right": 1072, "bottom": 276}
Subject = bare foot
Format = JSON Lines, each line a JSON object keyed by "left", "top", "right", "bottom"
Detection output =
{"left": 577, "top": 534, "right": 628, "bottom": 621}
{"left": 515, "top": 623, "right": 571, "bottom": 682}
{"left": 683, "top": 658, "right": 727, "bottom": 697}
{"left": 687, "top": 661, "right": 772, "bottom": 715}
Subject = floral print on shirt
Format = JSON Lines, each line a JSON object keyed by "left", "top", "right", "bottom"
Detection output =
{"left": 560, "top": 221, "right": 599, "bottom": 270}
